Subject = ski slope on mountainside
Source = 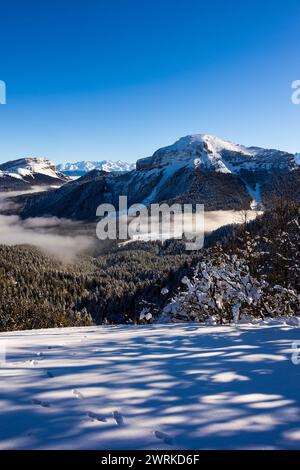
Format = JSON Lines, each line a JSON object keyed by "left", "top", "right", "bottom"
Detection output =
{"left": 1, "top": 322, "right": 300, "bottom": 450}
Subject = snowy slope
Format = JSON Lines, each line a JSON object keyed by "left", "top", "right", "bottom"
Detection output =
{"left": 57, "top": 160, "right": 136, "bottom": 176}
{"left": 1, "top": 322, "right": 300, "bottom": 450}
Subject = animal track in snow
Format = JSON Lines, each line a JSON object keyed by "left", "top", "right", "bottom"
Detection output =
{"left": 87, "top": 411, "right": 107, "bottom": 422}
{"left": 113, "top": 411, "right": 124, "bottom": 426}
{"left": 154, "top": 430, "right": 173, "bottom": 445}
{"left": 72, "top": 389, "right": 84, "bottom": 399}
{"left": 31, "top": 399, "right": 50, "bottom": 408}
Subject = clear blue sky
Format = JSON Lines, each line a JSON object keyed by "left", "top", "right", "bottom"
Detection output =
{"left": 0, "top": 0, "right": 300, "bottom": 164}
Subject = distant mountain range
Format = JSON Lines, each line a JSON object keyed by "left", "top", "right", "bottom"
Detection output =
{"left": 14, "top": 134, "right": 300, "bottom": 220}
{"left": 57, "top": 160, "right": 135, "bottom": 176}
{"left": 0, "top": 157, "right": 135, "bottom": 192}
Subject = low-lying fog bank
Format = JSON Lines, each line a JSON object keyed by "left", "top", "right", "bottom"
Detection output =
{"left": 204, "top": 209, "right": 261, "bottom": 232}
{"left": 120, "top": 210, "right": 262, "bottom": 245}
{"left": 0, "top": 188, "right": 262, "bottom": 260}
{"left": 0, "top": 190, "right": 96, "bottom": 261}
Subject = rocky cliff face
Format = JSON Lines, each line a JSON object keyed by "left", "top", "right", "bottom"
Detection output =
{"left": 0, "top": 157, "right": 69, "bottom": 192}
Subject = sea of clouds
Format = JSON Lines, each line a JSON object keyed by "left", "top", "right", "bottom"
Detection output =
{"left": 0, "top": 190, "right": 95, "bottom": 262}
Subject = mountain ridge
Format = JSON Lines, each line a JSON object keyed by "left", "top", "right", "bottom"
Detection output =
{"left": 137, "top": 134, "right": 296, "bottom": 173}
{"left": 8, "top": 134, "right": 300, "bottom": 219}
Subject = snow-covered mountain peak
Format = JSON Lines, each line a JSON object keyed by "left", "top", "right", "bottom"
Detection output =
{"left": 0, "top": 157, "right": 69, "bottom": 190}
{"left": 171, "top": 133, "right": 251, "bottom": 156}
{"left": 0, "top": 157, "right": 59, "bottom": 178}
{"left": 137, "top": 133, "right": 296, "bottom": 174}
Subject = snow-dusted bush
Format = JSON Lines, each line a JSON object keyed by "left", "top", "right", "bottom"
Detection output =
{"left": 159, "top": 247, "right": 300, "bottom": 324}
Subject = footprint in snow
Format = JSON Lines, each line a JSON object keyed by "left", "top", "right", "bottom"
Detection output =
{"left": 113, "top": 411, "right": 124, "bottom": 426}
{"left": 154, "top": 430, "right": 173, "bottom": 445}
{"left": 31, "top": 399, "right": 50, "bottom": 408}
{"left": 87, "top": 411, "right": 107, "bottom": 422}
{"left": 72, "top": 389, "right": 84, "bottom": 399}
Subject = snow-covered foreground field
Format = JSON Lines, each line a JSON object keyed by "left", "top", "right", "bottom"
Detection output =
{"left": 0, "top": 323, "right": 300, "bottom": 450}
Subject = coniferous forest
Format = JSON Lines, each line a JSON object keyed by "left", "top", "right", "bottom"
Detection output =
{"left": 1, "top": 192, "right": 299, "bottom": 331}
